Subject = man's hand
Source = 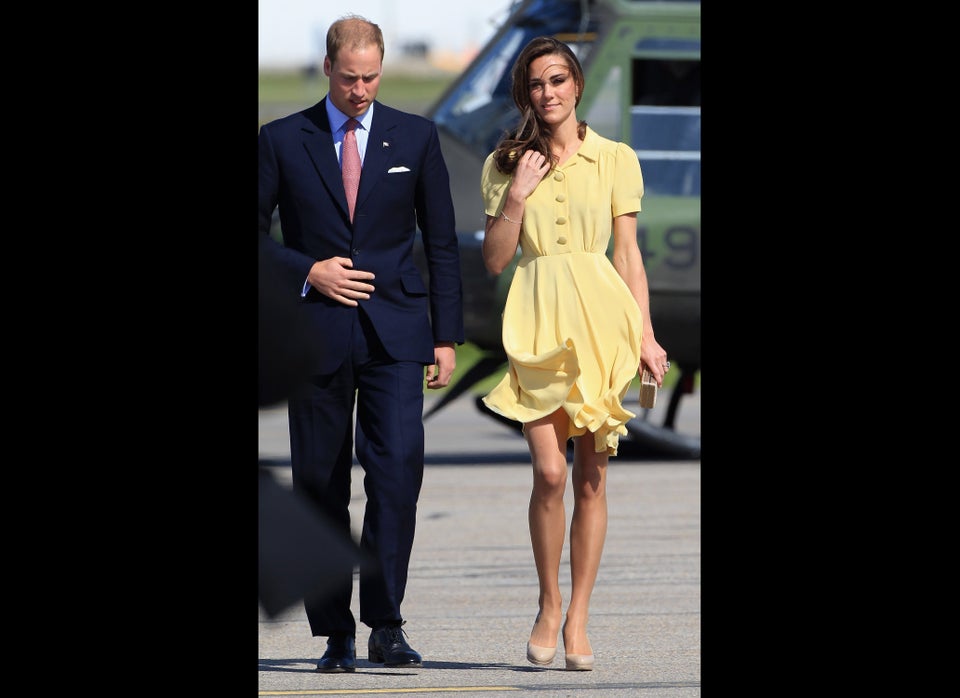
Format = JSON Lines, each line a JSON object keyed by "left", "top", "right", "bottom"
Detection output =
{"left": 307, "top": 257, "right": 375, "bottom": 306}
{"left": 425, "top": 343, "right": 456, "bottom": 389}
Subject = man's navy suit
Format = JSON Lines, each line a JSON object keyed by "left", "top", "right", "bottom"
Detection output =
{"left": 258, "top": 98, "right": 464, "bottom": 637}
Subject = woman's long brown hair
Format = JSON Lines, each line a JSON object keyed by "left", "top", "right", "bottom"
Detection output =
{"left": 491, "top": 36, "right": 587, "bottom": 175}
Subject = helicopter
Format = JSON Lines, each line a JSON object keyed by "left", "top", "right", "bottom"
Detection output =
{"left": 413, "top": 0, "right": 701, "bottom": 459}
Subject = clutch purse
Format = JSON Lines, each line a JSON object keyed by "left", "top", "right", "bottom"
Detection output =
{"left": 639, "top": 368, "right": 658, "bottom": 409}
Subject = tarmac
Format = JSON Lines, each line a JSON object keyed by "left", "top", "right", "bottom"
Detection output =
{"left": 258, "top": 386, "right": 701, "bottom": 697}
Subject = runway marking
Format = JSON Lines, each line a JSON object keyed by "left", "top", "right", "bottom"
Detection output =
{"left": 259, "top": 689, "right": 518, "bottom": 695}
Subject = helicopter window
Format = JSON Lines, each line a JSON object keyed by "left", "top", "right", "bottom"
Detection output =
{"left": 430, "top": 29, "right": 526, "bottom": 155}
{"left": 630, "top": 58, "right": 700, "bottom": 197}
{"left": 442, "top": 32, "right": 522, "bottom": 118}
{"left": 430, "top": 0, "right": 597, "bottom": 157}
{"left": 632, "top": 59, "right": 700, "bottom": 107}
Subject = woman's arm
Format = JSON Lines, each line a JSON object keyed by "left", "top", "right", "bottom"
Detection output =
{"left": 482, "top": 150, "right": 550, "bottom": 274}
{"left": 611, "top": 212, "right": 669, "bottom": 385}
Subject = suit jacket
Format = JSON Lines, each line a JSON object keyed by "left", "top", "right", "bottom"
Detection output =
{"left": 259, "top": 99, "right": 465, "bottom": 374}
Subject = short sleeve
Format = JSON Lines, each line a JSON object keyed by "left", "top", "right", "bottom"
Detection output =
{"left": 611, "top": 142, "right": 644, "bottom": 218}
{"left": 481, "top": 152, "right": 513, "bottom": 218}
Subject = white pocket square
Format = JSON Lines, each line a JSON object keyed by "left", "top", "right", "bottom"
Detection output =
{"left": 387, "top": 166, "right": 411, "bottom": 173}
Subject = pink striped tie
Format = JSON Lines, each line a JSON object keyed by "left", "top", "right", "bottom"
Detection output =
{"left": 342, "top": 118, "right": 361, "bottom": 222}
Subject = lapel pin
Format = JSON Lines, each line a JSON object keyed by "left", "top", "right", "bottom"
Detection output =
{"left": 383, "top": 141, "right": 390, "bottom": 148}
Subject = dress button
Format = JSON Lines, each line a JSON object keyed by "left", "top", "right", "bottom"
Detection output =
{"left": 556, "top": 194, "right": 566, "bottom": 202}
{"left": 554, "top": 172, "right": 564, "bottom": 182}
{"left": 557, "top": 236, "right": 567, "bottom": 244}
{"left": 556, "top": 217, "right": 567, "bottom": 225}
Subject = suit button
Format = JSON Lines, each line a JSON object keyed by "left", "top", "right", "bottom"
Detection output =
{"left": 352, "top": 249, "right": 360, "bottom": 256}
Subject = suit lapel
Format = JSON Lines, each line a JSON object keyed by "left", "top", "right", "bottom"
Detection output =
{"left": 356, "top": 103, "right": 398, "bottom": 215}
{"left": 301, "top": 100, "right": 352, "bottom": 221}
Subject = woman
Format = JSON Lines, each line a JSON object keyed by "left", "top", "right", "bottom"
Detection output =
{"left": 480, "top": 36, "right": 669, "bottom": 671}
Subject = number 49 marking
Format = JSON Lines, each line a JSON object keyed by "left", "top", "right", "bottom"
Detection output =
{"left": 637, "top": 225, "right": 698, "bottom": 270}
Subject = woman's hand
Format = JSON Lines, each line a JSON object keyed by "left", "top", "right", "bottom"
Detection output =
{"left": 511, "top": 149, "right": 551, "bottom": 199}
{"left": 640, "top": 337, "right": 670, "bottom": 387}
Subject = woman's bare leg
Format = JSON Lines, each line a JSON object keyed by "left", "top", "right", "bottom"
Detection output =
{"left": 563, "top": 437, "right": 608, "bottom": 657}
{"left": 524, "top": 408, "right": 571, "bottom": 650}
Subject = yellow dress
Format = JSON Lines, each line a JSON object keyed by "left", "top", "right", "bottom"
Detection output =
{"left": 480, "top": 127, "right": 645, "bottom": 456}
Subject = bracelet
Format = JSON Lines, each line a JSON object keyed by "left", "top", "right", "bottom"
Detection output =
{"left": 500, "top": 211, "right": 521, "bottom": 224}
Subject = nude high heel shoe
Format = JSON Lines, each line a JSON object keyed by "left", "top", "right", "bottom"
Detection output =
{"left": 563, "top": 621, "right": 594, "bottom": 670}
{"left": 526, "top": 641, "right": 557, "bottom": 666}
{"left": 564, "top": 651, "right": 594, "bottom": 671}
{"left": 526, "top": 613, "right": 557, "bottom": 666}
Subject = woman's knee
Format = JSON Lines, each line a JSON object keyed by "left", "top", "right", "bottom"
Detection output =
{"left": 533, "top": 458, "right": 568, "bottom": 494}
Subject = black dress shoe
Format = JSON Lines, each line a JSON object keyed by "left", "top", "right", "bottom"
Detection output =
{"left": 368, "top": 624, "right": 423, "bottom": 667}
{"left": 316, "top": 635, "right": 356, "bottom": 673}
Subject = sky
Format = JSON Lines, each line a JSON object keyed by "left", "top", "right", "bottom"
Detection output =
{"left": 259, "top": 0, "right": 513, "bottom": 69}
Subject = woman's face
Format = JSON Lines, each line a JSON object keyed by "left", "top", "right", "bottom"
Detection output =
{"left": 527, "top": 53, "right": 577, "bottom": 126}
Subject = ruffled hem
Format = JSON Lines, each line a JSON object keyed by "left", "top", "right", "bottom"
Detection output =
{"left": 481, "top": 339, "right": 637, "bottom": 456}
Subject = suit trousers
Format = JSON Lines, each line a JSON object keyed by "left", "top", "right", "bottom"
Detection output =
{"left": 287, "top": 306, "right": 426, "bottom": 638}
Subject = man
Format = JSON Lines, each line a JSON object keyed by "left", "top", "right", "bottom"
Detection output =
{"left": 258, "top": 14, "right": 464, "bottom": 672}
